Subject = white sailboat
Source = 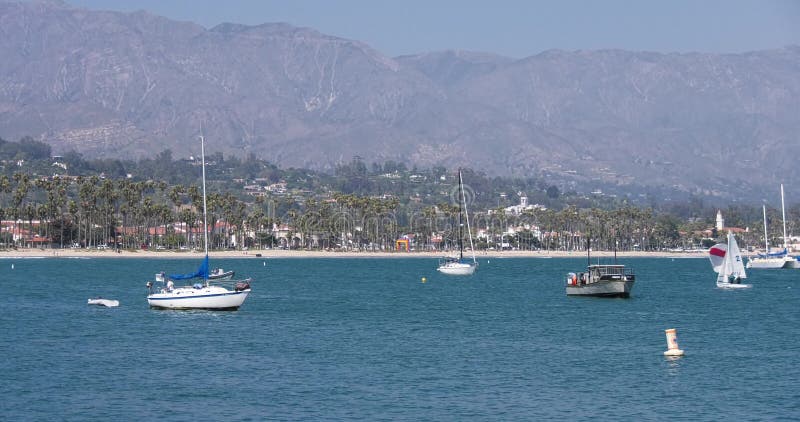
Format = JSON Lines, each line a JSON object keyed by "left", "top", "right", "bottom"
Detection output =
{"left": 437, "top": 170, "right": 477, "bottom": 275}
{"left": 747, "top": 185, "right": 796, "bottom": 269}
{"left": 746, "top": 205, "right": 790, "bottom": 269}
{"left": 712, "top": 231, "right": 751, "bottom": 289}
{"left": 146, "top": 135, "right": 252, "bottom": 310}
{"left": 780, "top": 184, "right": 800, "bottom": 268}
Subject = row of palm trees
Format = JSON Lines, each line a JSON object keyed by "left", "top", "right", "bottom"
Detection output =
{"left": 0, "top": 174, "right": 252, "bottom": 250}
{"left": 2, "top": 172, "right": 787, "bottom": 253}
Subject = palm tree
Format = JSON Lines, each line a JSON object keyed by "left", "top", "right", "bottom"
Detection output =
{"left": 97, "top": 179, "right": 118, "bottom": 248}
{"left": 12, "top": 173, "right": 30, "bottom": 247}
{"left": 67, "top": 200, "right": 78, "bottom": 246}
{"left": 177, "top": 208, "right": 197, "bottom": 248}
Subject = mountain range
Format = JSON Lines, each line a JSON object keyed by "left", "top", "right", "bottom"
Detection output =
{"left": 1, "top": 0, "right": 800, "bottom": 202}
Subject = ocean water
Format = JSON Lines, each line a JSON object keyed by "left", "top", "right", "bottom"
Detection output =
{"left": 2, "top": 256, "right": 799, "bottom": 421}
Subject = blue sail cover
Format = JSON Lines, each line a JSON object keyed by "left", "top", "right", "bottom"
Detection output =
{"left": 757, "top": 248, "right": 788, "bottom": 258}
{"left": 168, "top": 255, "right": 209, "bottom": 280}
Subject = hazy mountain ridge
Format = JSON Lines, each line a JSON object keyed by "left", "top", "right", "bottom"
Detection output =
{"left": 1, "top": 1, "right": 799, "bottom": 201}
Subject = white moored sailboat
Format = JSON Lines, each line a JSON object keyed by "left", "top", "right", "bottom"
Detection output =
{"left": 146, "top": 135, "right": 252, "bottom": 310}
{"left": 747, "top": 185, "right": 797, "bottom": 269}
{"left": 779, "top": 184, "right": 800, "bottom": 268}
{"left": 710, "top": 231, "right": 750, "bottom": 289}
{"left": 746, "top": 205, "right": 790, "bottom": 269}
{"left": 437, "top": 170, "right": 477, "bottom": 275}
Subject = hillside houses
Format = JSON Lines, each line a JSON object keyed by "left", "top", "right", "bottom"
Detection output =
{"left": 487, "top": 194, "right": 547, "bottom": 216}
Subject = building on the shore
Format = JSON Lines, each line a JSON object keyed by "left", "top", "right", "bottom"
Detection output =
{"left": 487, "top": 193, "right": 547, "bottom": 216}
{"left": 1, "top": 220, "right": 52, "bottom": 247}
{"left": 701, "top": 211, "right": 747, "bottom": 243}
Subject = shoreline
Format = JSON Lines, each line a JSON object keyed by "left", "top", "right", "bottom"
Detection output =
{"left": 0, "top": 248, "right": 708, "bottom": 259}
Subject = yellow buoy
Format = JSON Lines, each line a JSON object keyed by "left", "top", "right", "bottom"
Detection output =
{"left": 663, "top": 328, "right": 685, "bottom": 357}
{"left": 421, "top": 277, "right": 427, "bottom": 283}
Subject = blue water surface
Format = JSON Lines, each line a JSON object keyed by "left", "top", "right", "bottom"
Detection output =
{"left": 2, "top": 256, "right": 799, "bottom": 421}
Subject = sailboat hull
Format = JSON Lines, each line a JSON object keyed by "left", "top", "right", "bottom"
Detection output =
{"left": 437, "top": 262, "right": 477, "bottom": 275}
{"left": 746, "top": 258, "right": 790, "bottom": 269}
{"left": 786, "top": 258, "right": 800, "bottom": 269}
{"left": 566, "top": 264, "right": 635, "bottom": 297}
{"left": 147, "top": 286, "right": 250, "bottom": 310}
{"left": 566, "top": 280, "right": 634, "bottom": 297}
{"left": 716, "top": 281, "right": 752, "bottom": 289}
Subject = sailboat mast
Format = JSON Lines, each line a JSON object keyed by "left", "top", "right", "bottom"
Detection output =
{"left": 459, "top": 170, "right": 477, "bottom": 263}
{"left": 781, "top": 184, "right": 787, "bottom": 250}
{"left": 201, "top": 135, "right": 209, "bottom": 257}
{"left": 762, "top": 204, "right": 769, "bottom": 252}
{"left": 457, "top": 170, "right": 463, "bottom": 260}
{"left": 718, "top": 232, "right": 731, "bottom": 283}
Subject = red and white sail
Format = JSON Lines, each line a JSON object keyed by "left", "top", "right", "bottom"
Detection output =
{"left": 708, "top": 242, "right": 727, "bottom": 273}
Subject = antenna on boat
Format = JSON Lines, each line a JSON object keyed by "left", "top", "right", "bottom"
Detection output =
{"left": 587, "top": 237, "right": 591, "bottom": 267}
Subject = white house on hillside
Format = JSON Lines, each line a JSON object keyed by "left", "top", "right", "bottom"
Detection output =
{"left": 488, "top": 194, "right": 547, "bottom": 216}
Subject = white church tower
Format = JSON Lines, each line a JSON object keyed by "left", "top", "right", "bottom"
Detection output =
{"left": 716, "top": 210, "right": 724, "bottom": 231}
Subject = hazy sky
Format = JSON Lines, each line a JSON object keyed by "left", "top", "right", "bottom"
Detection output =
{"left": 66, "top": 0, "right": 800, "bottom": 58}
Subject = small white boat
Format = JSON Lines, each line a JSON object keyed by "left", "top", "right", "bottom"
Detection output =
{"left": 779, "top": 184, "right": 800, "bottom": 269}
{"left": 208, "top": 268, "right": 235, "bottom": 280}
{"left": 565, "top": 239, "right": 635, "bottom": 297}
{"left": 147, "top": 274, "right": 250, "bottom": 310}
{"left": 711, "top": 231, "right": 751, "bottom": 289}
{"left": 87, "top": 297, "right": 119, "bottom": 307}
{"left": 437, "top": 170, "right": 478, "bottom": 276}
{"left": 437, "top": 257, "right": 477, "bottom": 275}
{"left": 565, "top": 264, "right": 635, "bottom": 297}
{"left": 746, "top": 205, "right": 788, "bottom": 268}
{"left": 747, "top": 187, "right": 799, "bottom": 269}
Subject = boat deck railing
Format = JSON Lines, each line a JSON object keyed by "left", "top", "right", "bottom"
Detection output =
{"left": 208, "top": 278, "right": 252, "bottom": 291}
{"left": 589, "top": 265, "right": 635, "bottom": 277}
{"left": 149, "top": 277, "right": 252, "bottom": 294}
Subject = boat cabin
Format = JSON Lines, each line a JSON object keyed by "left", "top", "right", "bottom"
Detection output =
{"left": 568, "top": 264, "right": 635, "bottom": 286}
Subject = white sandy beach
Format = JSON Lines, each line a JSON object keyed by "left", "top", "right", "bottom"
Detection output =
{"left": 0, "top": 247, "right": 707, "bottom": 259}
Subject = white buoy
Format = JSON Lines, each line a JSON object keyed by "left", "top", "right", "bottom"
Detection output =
{"left": 663, "top": 328, "right": 685, "bottom": 356}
